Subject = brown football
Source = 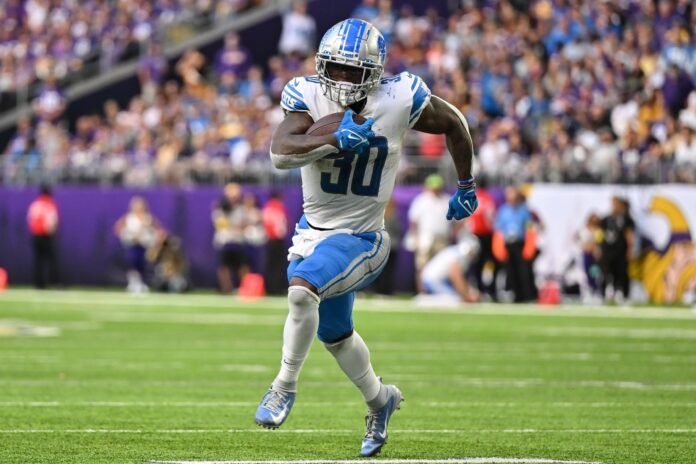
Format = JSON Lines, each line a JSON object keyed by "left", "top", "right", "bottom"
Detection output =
{"left": 306, "top": 112, "right": 367, "bottom": 159}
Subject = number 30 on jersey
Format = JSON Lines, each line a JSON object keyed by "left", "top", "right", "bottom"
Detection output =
{"left": 320, "top": 136, "right": 388, "bottom": 197}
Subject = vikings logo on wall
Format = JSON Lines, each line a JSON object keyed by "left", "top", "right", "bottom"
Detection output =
{"left": 526, "top": 185, "right": 696, "bottom": 304}
{"left": 631, "top": 196, "right": 696, "bottom": 304}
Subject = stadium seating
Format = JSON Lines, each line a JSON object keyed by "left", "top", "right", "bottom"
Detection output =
{"left": 1, "top": 0, "right": 695, "bottom": 187}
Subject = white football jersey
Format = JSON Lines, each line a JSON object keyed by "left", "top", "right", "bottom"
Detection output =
{"left": 421, "top": 243, "right": 476, "bottom": 283}
{"left": 280, "top": 71, "right": 431, "bottom": 233}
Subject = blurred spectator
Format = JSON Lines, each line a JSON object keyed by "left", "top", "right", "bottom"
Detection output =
{"left": 114, "top": 196, "right": 161, "bottom": 293}
{"left": 212, "top": 182, "right": 249, "bottom": 293}
{"left": 418, "top": 132, "right": 446, "bottom": 158}
{"left": 241, "top": 192, "right": 266, "bottom": 246}
{"left": 578, "top": 213, "right": 603, "bottom": 302}
{"left": 419, "top": 232, "right": 480, "bottom": 303}
{"left": 4, "top": 126, "right": 41, "bottom": 184}
{"left": 27, "top": 184, "right": 59, "bottom": 289}
{"left": 371, "top": 0, "right": 396, "bottom": 44}
{"left": 176, "top": 49, "right": 207, "bottom": 95}
{"left": 4, "top": 117, "right": 32, "bottom": 161}
{"left": 33, "top": 76, "right": 65, "bottom": 122}
{"left": 662, "top": 65, "right": 694, "bottom": 118}
{"left": 215, "top": 32, "right": 250, "bottom": 80}
{"left": 138, "top": 42, "right": 167, "bottom": 103}
{"left": 262, "top": 191, "right": 289, "bottom": 295}
{"left": 394, "top": 5, "right": 427, "bottom": 49}
{"left": 148, "top": 233, "right": 189, "bottom": 293}
{"left": 600, "top": 197, "right": 635, "bottom": 303}
{"left": 371, "top": 198, "right": 401, "bottom": 295}
{"left": 278, "top": 0, "right": 316, "bottom": 57}
{"left": 406, "top": 174, "right": 451, "bottom": 291}
{"left": 679, "top": 92, "right": 696, "bottom": 130}
{"left": 468, "top": 177, "right": 497, "bottom": 301}
{"left": 671, "top": 125, "right": 696, "bottom": 182}
{"left": 522, "top": 191, "right": 542, "bottom": 301}
{"left": 494, "top": 187, "right": 535, "bottom": 303}
{"left": 351, "top": 0, "right": 379, "bottom": 22}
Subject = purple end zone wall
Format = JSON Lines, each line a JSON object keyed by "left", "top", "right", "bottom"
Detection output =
{"left": 0, "top": 186, "right": 427, "bottom": 291}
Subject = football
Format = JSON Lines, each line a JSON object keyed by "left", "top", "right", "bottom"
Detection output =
{"left": 306, "top": 112, "right": 367, "bottom": 159}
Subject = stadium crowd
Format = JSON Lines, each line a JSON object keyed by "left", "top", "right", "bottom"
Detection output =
{"left": 2, "top": 0, "right": 696, "bottom": 186}
{"left": 0, "top": 0, "right": 267, "bottom": 111}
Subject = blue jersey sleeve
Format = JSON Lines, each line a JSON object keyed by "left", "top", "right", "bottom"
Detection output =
{"left": 407, "top": 74, "right": 432, "bottom": 128}
{"left": 280, "top": 78, "right": 310, "bottom": 113}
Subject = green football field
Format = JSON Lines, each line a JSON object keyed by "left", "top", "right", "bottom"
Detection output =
{"left": 1, "top": 289, "right": 695, "bottom": 464}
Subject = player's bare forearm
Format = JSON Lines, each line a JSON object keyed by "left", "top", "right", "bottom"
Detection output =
{"left": 270, "top": 112, "right": 339, "bottom": 168}
{"left": 271, "top": 113, "right": 338, "bottom": 155}
{"left": 412, "top": 95, "right": 474, "bottom": 180}
{"left": 626, "top": 229, "right": 635, "bottom": 259}
{"left": 448, "top": 262, "right": 470, "bottom": 300}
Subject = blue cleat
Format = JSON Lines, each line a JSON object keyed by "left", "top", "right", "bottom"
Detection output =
{"left": 254, "top": 387, "right": 296, "bottom": 429}
{"left": 360, "top": 384, "right": 403, "bottom": 457}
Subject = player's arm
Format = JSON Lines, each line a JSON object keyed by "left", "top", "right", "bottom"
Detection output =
{"left": 269, "top": 111, "right": 340, "bottom": 169}
{"left": 448, "top": 261, "right": 478, "bottom": 303}
{"left": 270, "top": 109, "right": 376, "bottom": 169}
{"left": 625, "top": 221, "right": 635, "bottom": 260}
{"left": 447, "top": 261, "right": 468, "bottom": 298}
{"left": 412, "top": 95, "right": 474, "bottom": 181}
{"left": 412, "top": 95, "right": 478, "bottom": 220}
{"left": 113, "top": 216, "right": 124, "bottom": 236}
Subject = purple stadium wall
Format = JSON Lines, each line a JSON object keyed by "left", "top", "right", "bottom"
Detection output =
{"left": 0, "top": 186, "right": 426, "bottom": 290}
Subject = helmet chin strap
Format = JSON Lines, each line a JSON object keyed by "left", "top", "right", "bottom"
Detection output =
{"left": 334, "top": 81, "right": 353, "bottom": 106}
{"left": 338, "top": 93, "right": 351, "bottom": 107}
{"left": 337, "top": 90, "right": 368, "bottom": 107}
{"left": 327, "top": 80, "right": 363, "bottom": 106}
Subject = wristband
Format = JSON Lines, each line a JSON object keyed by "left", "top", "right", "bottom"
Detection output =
{"left": 457, "top": 177, "right": 476, "bottom": 190}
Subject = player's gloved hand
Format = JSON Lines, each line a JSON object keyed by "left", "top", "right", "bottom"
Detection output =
{"left": 446, "top": 177, "right": 478, "bottom": 220}
{"left": 334, "top": 109, "right": 375, "bottom": 153}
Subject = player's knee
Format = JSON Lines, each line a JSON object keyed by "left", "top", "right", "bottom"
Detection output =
{"left": 289, "top": 276, "right": 318, "bottom": 296}
{"left": 288, "top": 285, "right": 320, "bottom": 309}
{"left": 322, "top": 330, "right": 354, "bottom": 351}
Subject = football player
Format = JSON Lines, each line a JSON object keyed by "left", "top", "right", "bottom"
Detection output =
{"left": 255, "top": 18, "right": 478, "bottom": 456}
{"left": 420, "top": 232, "right": 481, "bottom": 302}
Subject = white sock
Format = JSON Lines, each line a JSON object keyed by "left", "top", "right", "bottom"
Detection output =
{"left": 324, "top": 331, "right": 387, "bottom": 411}
{"left": 272, "top": 286, "right": 320, "bottom": 392}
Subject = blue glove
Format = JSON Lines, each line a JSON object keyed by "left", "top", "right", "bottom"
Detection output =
{"left": 334, "top": 109, "right": 375, "bottom": 153}
{"left": 447, "top": 179, "right": 478, "bottom": 220}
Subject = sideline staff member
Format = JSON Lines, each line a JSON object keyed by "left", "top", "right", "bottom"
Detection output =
{"left": 27, "top": 185, "right": 60, "bottom": 288}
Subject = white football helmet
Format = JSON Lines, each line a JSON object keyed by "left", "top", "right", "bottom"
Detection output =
{"left": 316, "top": 18, "right": 387, "bottom": 106}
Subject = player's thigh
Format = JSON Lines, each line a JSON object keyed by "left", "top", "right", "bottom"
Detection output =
{"left": 289, "top": 231, "right": 390, "bottom": 300}
{"left": 286, "top": 262, "right": 355, "bottom": 342}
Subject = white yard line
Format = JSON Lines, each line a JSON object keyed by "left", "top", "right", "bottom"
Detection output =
{"left": 533, "top": 326, "right": 696, "bottom": 340}
{"left": 0, "top": 428, "right": 696, "bottom": 442}
{"left": 148, "top": 459, "right": 605, "bottom": 464}
{"left": 2, "top": 378, "right": 695, "bottom": 390}
{"left": 0, "top": 428, "right": 694, "bottom": 434}
{"left": 2, "top": 290, "right": 694, "bottom": 321}
{"left": 92, "top": 312, "right": 285, "bottom": 326}
{"left": 0, "top": 345, "right": 688, "bottom": 359}
{"left": 1, "top": 401, "right": 695, "bottom": 408}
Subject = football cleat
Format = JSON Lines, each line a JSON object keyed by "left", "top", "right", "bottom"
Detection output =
{"left": 254, "top": 387, "right": 296, "bottom": 429}
{"left": 360, "top": 384, "right": 403, "bottom": 457}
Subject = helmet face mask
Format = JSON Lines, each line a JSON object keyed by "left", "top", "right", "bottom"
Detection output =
{"left": 316, "top": 19, "right": 386, "bottom": 106}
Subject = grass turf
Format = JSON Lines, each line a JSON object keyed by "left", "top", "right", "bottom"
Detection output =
{"left": 0, "top": 289, "right": 695, "bottom": 464}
